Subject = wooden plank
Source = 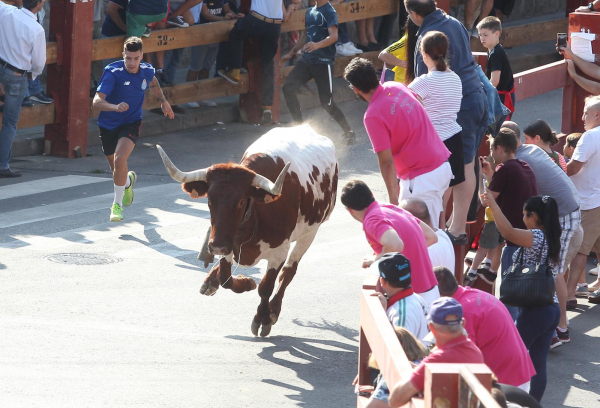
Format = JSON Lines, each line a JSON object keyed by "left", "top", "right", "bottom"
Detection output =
{"left": 42, "top": 0, "right": 398, "bottom": 64}
{"left": 514, "top": 60, "right": 568, "bottom": 101}
{"left": 0, "top": 103, "right": 56, "bottom": 129}
{"left": 501, "top": 18, "right": 568, "bottom": 49}
{"left": 458, "top": 367, "right": 501, "bottom": 408}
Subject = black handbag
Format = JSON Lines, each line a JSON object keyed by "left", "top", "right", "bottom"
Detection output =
{"left": 500, "top": 236, "right": 556, "bottom": 308}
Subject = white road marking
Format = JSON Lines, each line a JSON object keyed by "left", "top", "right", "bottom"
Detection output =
{"left": 0, "top": 175, "right": 111, "bottom": 201}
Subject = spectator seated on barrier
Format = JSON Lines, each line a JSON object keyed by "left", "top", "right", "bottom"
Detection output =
{"left": 388, "top": 297, "right": 485, "bottom": 408}
{"left": 341, "top": 180, "right": 441, "bottom": 307}
{"left": 102, "top": 0, "right": 129, "bottom": 68}
{"left": 126, "top": 0, "right": 168, "bottom": 38}
{"left": 400, "top": 198, "right": 455, "bottom": 274}
{"left": 167, "top": 0, "right": 203, "bottom": 27}
{"left": 434, "top": 266, "right": 535, "bottom": 390}
{"left": 453, "top": 0, "right": 494, "bottom": 38}
{"left": 354, "top": 327, "right": 428, "bottom": 408}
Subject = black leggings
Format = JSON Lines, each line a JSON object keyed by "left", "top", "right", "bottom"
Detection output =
{"left": 282, "top": 61, "right": 351, "bottom": 133}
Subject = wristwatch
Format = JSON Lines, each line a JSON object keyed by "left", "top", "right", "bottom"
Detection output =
{"left": 589, "top": 2, "right": 596, "bottom": 11}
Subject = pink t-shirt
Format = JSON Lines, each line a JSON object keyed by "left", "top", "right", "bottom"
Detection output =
{"left": 454, "top": 286, "right": 536, "bottom": 386}
{"left": 364, "top": 82, "right": 450, "bottom": 180}
{"left": 363, "top": 201, "right": 437, "bottom": 294}
{"left": 410, "top": 335, "right": 484, "bottom": 391}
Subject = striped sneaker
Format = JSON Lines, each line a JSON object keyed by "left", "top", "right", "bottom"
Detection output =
{"left": 110, "top": 203, "right": 123, "bottom": 222}
{"left": 122, "top": 171, "right": 137, "bottom": 207}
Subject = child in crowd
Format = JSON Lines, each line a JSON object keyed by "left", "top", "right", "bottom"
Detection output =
{"left": 378, "top": 20, "right": 418, "bottom": 84}
{"left": 477, "top": 16, "right": 515, "bottom": 119}
{"left": 407, "top": 31, "right": 464, "bottom": 227}
{"left": 523, "top": 120, "right": 567, "bottom": 172}
{"left": 563, "top": 132, "right": 582, "bottom": 160}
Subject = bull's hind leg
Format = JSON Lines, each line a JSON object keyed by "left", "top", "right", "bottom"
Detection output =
{"left": 269, "top": 229, "right": 319, "bottom": 326}
{"left": 251, "top": 251, "right": 288, "bottom": 337}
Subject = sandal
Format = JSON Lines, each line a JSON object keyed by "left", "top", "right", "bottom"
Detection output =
{"left": 445, "top": 229, "right": 468, "bottom": 245}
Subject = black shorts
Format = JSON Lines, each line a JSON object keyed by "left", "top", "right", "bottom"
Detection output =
{"left": 444, "top": 131, "right": 465, "bottom": 187}
{"left": 99, "top": 120, "right": 142, "bottom": 156}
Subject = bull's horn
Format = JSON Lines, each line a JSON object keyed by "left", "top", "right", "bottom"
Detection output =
{"left": 156, "top": 145, "right": 208, "bottom": 183}
{"left": 252, "top": 162, "right": 291, "bottom": 196}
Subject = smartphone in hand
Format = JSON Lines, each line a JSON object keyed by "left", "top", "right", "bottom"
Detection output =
{"left": 557, "top": 33, "right": 568, "bottom": 50}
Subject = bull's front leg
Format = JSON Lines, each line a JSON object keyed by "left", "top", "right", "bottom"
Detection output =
{"left": 217, "top": 254, "right": 258, "bottom": 294}
{"left": 199, "top": 258, "right": 222, "bottom": 296}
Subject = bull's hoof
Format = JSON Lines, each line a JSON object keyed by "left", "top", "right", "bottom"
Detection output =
{"left": 270, "top": 312, "right": 279, "bottom": 325}
{"left": 260, "top": 324, "right": 272, "bottom": 337}
{"left": 200, "top": 281, "right": 219, "bottom": 296}
{"left": 251, "top": 319, "right": 260, "bottom": 336}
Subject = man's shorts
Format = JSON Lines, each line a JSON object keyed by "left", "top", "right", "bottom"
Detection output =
{"left": 578, "top": 206, "right": 600, "bottom": 256}
{"left": 557, "top": 208, "right": 581, "bottom": 274}
{"left": 126, "top": 11, "right": 168, "bottom": 37}
{"left": 456, "top": 88, "right": 488, "bottom": 164}
{"left": 480, "top": 221, "right": 503, "bottom": 249}
{"left": 99, "top": 120, "right": 141, "bottom": 156}
{"left": 443, "top": 131, "right": 465, "bottom": 187}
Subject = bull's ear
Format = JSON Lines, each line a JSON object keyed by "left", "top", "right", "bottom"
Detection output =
{"left": 182, "top": 181, "right": 208, "bottom": 199}
{"left": 248, "top": 187, "right": 280, "bottom": 204}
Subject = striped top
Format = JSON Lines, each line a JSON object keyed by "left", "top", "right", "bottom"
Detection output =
{"left": 408, "top": 70, "right": 463, "bottom": 141}
{"left": 386, "top": 293, "right": 430, "bottom": 343}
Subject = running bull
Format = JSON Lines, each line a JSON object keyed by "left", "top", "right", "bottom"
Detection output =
{"left": 157, "top": 125, "right": 338, "bottom": 336}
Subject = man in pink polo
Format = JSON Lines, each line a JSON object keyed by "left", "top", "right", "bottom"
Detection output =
{"left": 434, "top": 267, "right": 535, "bottom": 389}
{"left": 341, "top": 180, "right": 440, "bottom": 306}
{"left": 388, "top": 297, "right": 485, "bottom": 407}
{"left": 344, "top": 58, "right": 452, "bottom": 228}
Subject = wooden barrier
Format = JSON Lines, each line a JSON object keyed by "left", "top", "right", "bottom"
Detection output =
{"left": 357, "top": 277, "right": 500, "bottom": 408}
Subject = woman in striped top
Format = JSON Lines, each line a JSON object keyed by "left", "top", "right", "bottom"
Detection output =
{"left": 523, "top": 120, "right": 568, "bottom": 173}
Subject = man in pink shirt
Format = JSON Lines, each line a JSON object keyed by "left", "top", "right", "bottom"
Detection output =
{"left": 341, "top": 180, "right": 440, "bottom": 306}
{"left": 344, "top": 58, "right": 452, "bottom": 228}
{"left": 388, "top": 297, "right": 485, "bottom": 407}
{"left": 434, "top": 267, "right": 535, "bottom": 389}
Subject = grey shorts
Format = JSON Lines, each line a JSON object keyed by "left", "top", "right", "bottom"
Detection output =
{"left": 480, "top": 221, "right": 503, "bottom": 249}
{"left": 190, "top": 42, "right": 219, "bottom": 72}
{"left": 371, "top": 374, "right": 389, "bottom": 402}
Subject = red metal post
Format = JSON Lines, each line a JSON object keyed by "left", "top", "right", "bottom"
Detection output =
{"left": 44, "top": 0, "right": 94, "bottom": 158}
{"left": 238, "top": 0, "right": 281, "bottom": 124}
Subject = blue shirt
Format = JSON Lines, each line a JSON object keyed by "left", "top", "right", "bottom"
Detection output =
{"left": 301, "top": 2, "right": 338, "bottom": 65}
{"left": 101, "top": 0, "right": 128, "bottom": 37}
{"left": 415, "top": 9, "right": 482, "bottom": 96}
{"left": 128, "top": 0, "right": 167, "bottom": 16}
{"left": 97, "top": 60, "right": 155, "bottom": 129}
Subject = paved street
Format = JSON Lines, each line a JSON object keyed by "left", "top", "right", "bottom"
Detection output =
{"left": 1, "top": 92, "right": 598, "bottom": 407}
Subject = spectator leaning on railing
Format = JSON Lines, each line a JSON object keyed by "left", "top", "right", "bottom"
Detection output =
{"left": 0, "top": 0, "right": 47, "bottom": 178}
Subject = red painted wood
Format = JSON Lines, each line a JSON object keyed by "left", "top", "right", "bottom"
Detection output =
{"left": 44, "top": 0, "right": 94, "bottom": 158}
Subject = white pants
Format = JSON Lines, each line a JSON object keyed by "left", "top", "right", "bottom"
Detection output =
{"left": 417, "top": 285, "right": 440, "bottom": 309}
{"left": 399, "top": 162, "right": 452, "bottom": 229}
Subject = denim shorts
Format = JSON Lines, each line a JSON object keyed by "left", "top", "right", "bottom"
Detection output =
{"left": 457, "top": 88, "right": 488, "bottom": 164}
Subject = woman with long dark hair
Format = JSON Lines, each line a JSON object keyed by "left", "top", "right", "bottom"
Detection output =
{"left": 481, "top": 192, "right": 561, "bottom": 403}
{"left": 523, "top": 120, "right": 568, "bottom": 172}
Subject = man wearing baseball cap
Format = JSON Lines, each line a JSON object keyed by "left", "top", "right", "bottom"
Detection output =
{"left": 388, "top": 297, "right": 485, "bottom": 408}
{"left": 376, "top": 253, "right": 429, "bottom": 343}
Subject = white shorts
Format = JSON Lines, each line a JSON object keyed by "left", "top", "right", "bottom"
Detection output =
{"left": 399, "top": 162, "right": 452, "bottom": 229}
{"left": 417, "top": 285, "right": 440, "bottom": 309}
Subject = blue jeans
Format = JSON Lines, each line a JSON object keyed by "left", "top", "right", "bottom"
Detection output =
{"left": 0, "top": 66, "right": 28, "bottom": 170}
{"left": 516, "top": 303, "right": 560, "bottom": 402}
{"left": 501, "top": 244, "right": 520, "bottom": 321}
{"left": 26, "top": 76, "right": 42, "bottom": 97}
{"left": 337, "top": 23, "right": 349, "bottom": 45}
{"left": 163, "top": 48, "right": 183, "bottom": 84}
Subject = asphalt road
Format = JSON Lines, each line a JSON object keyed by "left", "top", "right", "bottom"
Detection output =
{"left": 1, "top": 90, "right": 598, "bottom": 407}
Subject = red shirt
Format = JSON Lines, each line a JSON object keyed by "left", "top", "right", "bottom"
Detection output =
{"left": 363, "top": 201, "right": 437, "bottom": 294}
{"left": 364, "top": 82, "right": 450, "bottom": 180}
{"left": 454, "top": 286, "right": 536, "bottom": 386}
{"left": 410, "top": 335, "right": 484, "bottom": 391}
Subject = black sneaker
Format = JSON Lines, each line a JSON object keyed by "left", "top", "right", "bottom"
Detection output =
{"left": 477, "top": 268, "right": 497, "bottom": 285}
{"left": 343, "top": 130, "right": 357, "bottom": 145}
{"left": 21, "top": 97, "right": 34, "bottom": 107}
{"left": 556, "top": 328, "right": 570, "bottom": 343}
{"left": 142, "top": 26, "right": 152, "bottom": 37}
{"left": 167, "top": 16, "right": 189, "bottom": 27}
{"left": 29, "top": 92, "right": 54, "bottom": 104}
{"left": 464, "top": 256, "right": 474, "bottom": 268}
{"left": 464, "top": 271, "right": 477, "bottom": 282}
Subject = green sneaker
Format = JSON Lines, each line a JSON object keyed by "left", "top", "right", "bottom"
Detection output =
{"left": 122, "top": 171, "right": 137, "bottom": 207}
{"left": 110, "top": 203, "right": 123, "bottom": 222}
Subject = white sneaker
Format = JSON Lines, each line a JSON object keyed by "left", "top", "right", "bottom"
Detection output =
{"left": 345, "top": 42, "right": 363, "bottom": 54}
{"left": 182, "top": 102, "right": 200, "bottom": 108}
{"left": 590, "top": 263, "right": 599, "bottom": 276}
{"left": 199, "top": 99, "right": 217, "bottom": 107}
{"left": 336, "top": 43, "right": 355, "bottom": 57}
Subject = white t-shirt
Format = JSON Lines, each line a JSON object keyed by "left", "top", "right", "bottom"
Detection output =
{"left": 428, "top": 229, "right": 455, "bottom": 274}
{"left": 408, "top": 70, "right": 463, "bottom": 141}
{"left": 571, "top": 126, "right": 600, "bottom": 210}
{"left": 251, "top": 0, "right": 283, "bottom": 19}
{"left": 387, "top": 293, "right": 430, "bottom": 343}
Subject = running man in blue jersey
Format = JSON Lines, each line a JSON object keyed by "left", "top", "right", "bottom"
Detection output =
{"left": 93, "top": 36, "right": 174, "bottom": 222}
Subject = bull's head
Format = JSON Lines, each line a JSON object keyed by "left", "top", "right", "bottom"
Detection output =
{"left": 156, "top": 145, "right": 290, "bottom": 256}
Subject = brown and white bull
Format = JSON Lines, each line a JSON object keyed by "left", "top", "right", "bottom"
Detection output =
{"left": 157, "top": 125, "right": 338, "bottom": 336}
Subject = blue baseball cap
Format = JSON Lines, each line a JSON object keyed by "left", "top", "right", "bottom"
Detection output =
{"left": 427, "top": 297, "right": 463, "bottom": 325}
{"left": 378, "top": 252, "right": 411, "bottom": 288}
